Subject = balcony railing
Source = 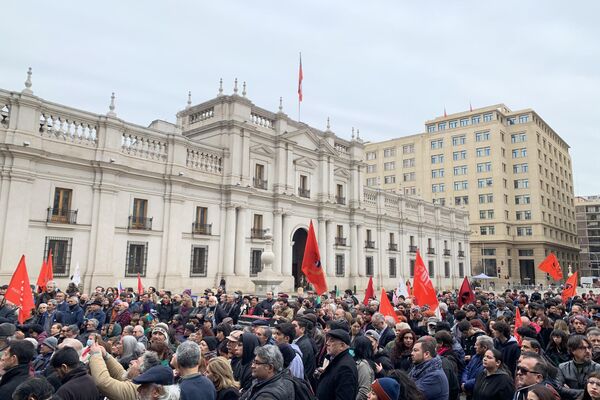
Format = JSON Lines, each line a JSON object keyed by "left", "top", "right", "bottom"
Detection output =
{"left": 365, "top": 240, "right": 375, "bottom": 249}
{"left": 129, "top": 216, "right": 153, "bottom": 230}
{"left": 47, "top": 208, "right": 78, "bottom": 224}
{"left": 253, "top": 177, "right": 268, "bottom": 190}
{"left": 298, "top": 187, "right": 310, "bottom": 198}
{"left": 335, "top": 196, "right": 346, "bottom": 205}
{"left": 388, "top": 243, "right": 398, "bottom": 251}
{"left": 409, "top": 245, "right": 418, "bottom": 253}
{"left": 192, "top": 223, "right": 212, "bottom": 235}
{"left": 443, "top": 249, "right": 451, "bottom": 256}
{"left": 335, "top": 237, "right": 347, "bottom": 246}
{"left": 427, "top": 247, "right": 435, "bottom": 254}
{"left": 251, "top": 228, "right": 267, "bottom": 239}
{"left": 458, "top": 250, "right": 465, "bottom": 257}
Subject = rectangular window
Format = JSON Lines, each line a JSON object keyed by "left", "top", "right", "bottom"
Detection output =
{"left": 366, "top": 256, "right": 374, "bottom": 276}
{"left": 454, "top": 181, "right": 468, "bottom": 190}
{"left": 438, "top": 122, "right": 446, "bottom": 131}
{"left": 454, "top": 196, "right": 469, "bottom": 206}
{"left": 384, "top": 162, "right": 395, "bottom": 171}
{"left": 126, "top": 241, "right": 148, "bottom": 276}
{"left": 512, "top": 148, "right": 527, "bottom": 158}
{"left": 384, "top": 175, "right": 396, "bottom": 184}
{"left": 477, "top": 178, "right": 493, "bottom": 188}
{"left": 383, "top": 147, "right": 396, "bottom": 157}
{"left": 367, "top": 164, "right": 376, "bottom": 173}
{"left": 51, "top": 188, "right": 74, "bottom": 223}
{"left": 519, "top": 249, "right": 534, "bottom": 257}
{"left": 389, "top": 258, "right": 397, "bottom": 278}
{"left": 432, "top": 183, "right": 445, "bottom": 193}
{"left": 508, "top": 117, "right": 516, "bottom": 125}
{"left": 477, "top": 162, "right": 492, "bottom": 173}
{"left": 403, "top": 144, "right": 415, "bottom": 154}
{"left": 431, "top": 169, "right": 444, "bottom": 178}
{"left": 449, "top": 120, "right": 458, "bottom": 128}
{"left": 403, "top": 158, "right": 415, "bottom": 168}
{"left": 513, "top": 163, "right": 529, "bottom": 173}
{"left": 44, "top": 237, "right": 72, "bottom": 277}
{"left": 190, "top": 245, "right": 208, "bottom": 277}
{"left": 472, "top": 115, "right": 481, "bottom": 124}
{"left": 511, "top": 133, "right": 527, "bottom": 143}
{"left": 431, "top": 154, "right": 444, "bottom": 164}
{"left": 404, "top": 187, "right": 416, "bottom": 195}
{"left": 453, "top": 150, "right": 467, "bottom": 161}
{"left": 403, "top": 172, "right": 415, "bottom": 181}
{"left": 132, "top": 198, "right": 148, "bottom": 222}
{"left": 427, "top": 125, "right": 435, "bottom": 133}
{"left": 519, "top": 115, "right": 529, "bottom": 123}
{"left": 516, "top": 210, "right": 532, "bottom": 220}
{"left": 475, "top": 131, "right": 490, "bottom": 142}
{"left": 479, "top": 209, "right": 494, "bottom": 219}
{"left": 444, "top": 261, "right": 450, "bottom": 278}
{"left": 516, "top": 227, "right": 533, "bottom": 236}
{"left": 250, "top": 249, "right": 263, "bottom": 277}
{"left": 366, "top": 151, "right": 377, "bottom": 160}
{"left": 428, "top": 261, "right": 434, "bottom": 277}
{"left": 410, "top": 259, "right": 415, "bottom": 277}
{"left": 366, "top": 178, "right": 377, "bottom": 186}
{"left": 478, "top": 194, "right": 494, "bottom": 204}
{"left": 514, "top": 179, "right": 529, "bottom": 189}
{"left": 515, "top": 195, "right": 531, "bottom": 204}
{"left": 460, "top": 118, "right": 469, "bottom": 127}
{"left": 452, "top": 135, "right": 466, "bottom": 146}
{"left": 335, "top": 254, "right": 345, "bottom": 277}
{"left": 476, "top": 146, "right": 491, "bottom": 157}
{"left": 453, "top": 165, "right": 467, "bottom": 175}
{"left": 483, "top": 113, "right": 493, "bottom": 122}
{"left": 431, "top": 139, "right": 443, "bottom": 149}
{"left": 459, "top": 262, "right": 464, "bottom": 277}
{"left": 196, "top": 206, "right": 208, "bottom": 225}
{"left": 480, "top": 226, "right": 495, "bottom": 235}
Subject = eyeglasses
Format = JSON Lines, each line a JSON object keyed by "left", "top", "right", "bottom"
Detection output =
{"left": 516, "top": 366, "right": 540, "bottom": 375}
{"left": 577, "top": 345, "right": 592, "bottom": 351}
{"left": 589, "top": 379, "right": 600, "bottom": 387}
{"left": 252, "top": 359, "right": 269, "bottom": 366}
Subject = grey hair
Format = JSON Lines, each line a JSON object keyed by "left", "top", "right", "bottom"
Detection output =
{"left": 121, "top": 335, "right": 141, "bottom": 359}
{"left": 176, "top": 340, "right": 201, "bottom": 368}
{"left": 122, "top": 325, "right": 134, "bottom": 335}
{"left": 87, "top": 318, "right": 99, "bottom": 329}
{"left": 47, "top": 299, "right": 57, "bottom": 306}
{"left": 372, "top": 313, "right": 384, "bottom": 323}
{"left": 476, "top": 335, "right": 494, "bottom": 350}
{"left": 254, "top": 344, "right": 284, "bottom": 373}
{"left": 384, "top": 316, "right": 396, "bottom": 328}
{"left": 67, "top": 324, "right": 79, "bottom": 335}
{"left": 147, "top": 384, "right": 180, "bottom": 400}
{"left": 140, "top": 351, "right": 161, "bottom": 372}
{"left": 256, "top": 326, "right": 272, "bottom": 341}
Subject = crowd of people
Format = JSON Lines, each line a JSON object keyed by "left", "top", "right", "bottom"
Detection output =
{"left": 1, "top": 280, "right": 600, "bottom": 400}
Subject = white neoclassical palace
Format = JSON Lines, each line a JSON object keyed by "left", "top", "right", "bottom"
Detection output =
{"left": 0, "top": 73, "right": 470, "bottom": 294}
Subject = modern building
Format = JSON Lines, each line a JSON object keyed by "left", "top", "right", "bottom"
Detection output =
{"left": 0, "top": 74, "right": 470, "bottom": 294}
{"left": 576, "top": 196, "right": 600, "bottom": 279}
{"left": 365, "top": 104, "right": 579, "bottom": 286}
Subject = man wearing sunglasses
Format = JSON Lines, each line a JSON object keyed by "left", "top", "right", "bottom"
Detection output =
{"left": 513, "top": 352, "right": 554, "bottom": 400}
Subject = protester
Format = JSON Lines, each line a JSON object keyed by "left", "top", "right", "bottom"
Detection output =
{"left": 207, "top": 356, "right": 241, "bottom": 400}
{"left": 408, "top": 337, "right": 449, "bottom": 400}
{"left": 0, "top": 340, "right": 35, "bottom": 397}
{"left": 472, "top": 348, "right": 514, "bottom": 400}
{"left": 173, "top": 340, "right": 217, "bottom": 400}
{"left": 51, "top": 346, "right": 100, "bottom": 400}
{"left": 315, "top": 329, "right": 358, "bottom": 400}
{"left": 239, "top": 344, "right": 292, "bottom": 400}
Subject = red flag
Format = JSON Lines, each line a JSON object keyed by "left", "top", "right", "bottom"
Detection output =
{"left": 363, "top": 276, "right": 374, "bottom": 305}
{"left": 379, "top": 288, "right": 399, "bottom": 323}
{"left": 412, "top": 251, "right": 439, "bottom": 311}
{"left": 514, "top": 307, "right": 523, "bottom": 345}
{"left": 298, "top": 53, "right": 303, "bottom": 102}
{"left": 46, "top": 249, "right": 54, "bottom": 282}
{"left": 137, "top": 273, "right": 143, "bottom": 296}
{"left": 562, "top": 272, "right": 578, "bottom": 303}
{"left": 5, "top": 255, "right": 35, "bottom": 324}
{"left": 36, "top": 259, "right": 48, "bottom": 293}
{"left": 538, "top": 252, "right": 563, "bottom": 281}
{"left": 443, "top": 107, "right": 447, "bottom": 118}
{"left": 301, "top": 220, "right": 328, "bottom": 294}
{"left": 458, "top": 277, "right": 476, "bottom": 308}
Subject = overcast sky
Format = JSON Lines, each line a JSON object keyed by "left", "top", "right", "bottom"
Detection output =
{"left": 2, "top": 1, "right": 599, "bottom": 194}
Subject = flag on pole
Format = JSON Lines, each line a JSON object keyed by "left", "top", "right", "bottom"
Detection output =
{"left": 301, "top": 220, "right": 328, "bottom": 295}
{"left": 412, "top": 250, "right": 439, "bottom": 311}
{"left": 363, "top": 276, "right": 374, "bottom": 305}
{"left": 514, "top": 307, "right": 523, "bottom": 346}
{"left": 36, "top": 249, "right": 54, "bottom": 292}
{"left": 5, "top": 255, "right": 35, "bottom": 324}
{"left": 397, "top": 278, "right": 409, "bottom": 298}
{"left": 71, "top": 263, "right": 81, "bottom": 286}
{"left": 443, "top": 107, "right": 447, "bottom": 118}
{"left": 137, "top": 273, "right": 144, "bottom": 296}
{"left": 46, "top": 249, "right": 54, "bottom": 282}
{"left": 378, "top": 288, "right": 399, "bottom": 323}
{"left": 118, "top": 281, "right": 123, "bottom": 294}
{"left": 458, "top": 277, "right": 476, "bottom": 308}
{"left": 469, "top": 101, "right": 473, "bottom": 112}
{"left": 406, "top": 280, "right": 412, "bottom": 297}
{"left": 538, "top": 252, "right": 563, "bottom": 281}
{"left": 298, "top": 53, "right": 303, "bottom": 102}
{"left": 562, "top": 272, "right": 578, "bottom": 303}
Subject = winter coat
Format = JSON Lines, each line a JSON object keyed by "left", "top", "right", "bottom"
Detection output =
{"left": 408, "top": 356, "right": 449, "bottom": 400}
{"left": 88, "top": 353, "right": 139, "bottom": 400}
{"left": 232, "top": 333, "right": 260, "bottom": 392}
{"left": 239, "top": 371, "right": 293, "bottom": 400}
{"left": 356, "top": 359, "right": 375, "bottom": 400}
{"left": 441, "top": 354, "right": 461, "bottom": 400}
{"left": 0, "top": 364, "right": 30, "bottom": 399}
{"left": 472, "top": 368, "right": 515, "bottom": 400}
{"left": 461, "top": 353, "right": 484, "bottom": 395}
{"left": 113, "top": 309, "right": 132, "bottom": 327}
{"left": 316, "top": 348, "right": 358, "bottom": 400}
{"left": 494, "top": 336, "right": 521, "bottom": 376}
{"left": 295, "top": 334, "right": 317, "bottom": 380}
{"left": 378, "top": 326, "right": 396, "bottom": 348}
{"left": 0, "top": 304, "right": 17, "bottom": 324}
{"left": 156, "top": 301, "right": 176, "bottom": 322}
{"left": 217, "top": 387, "right": 241, "bottom": 400}
{"left": 372, "top": 348, "right": 393, "bottom": 377}
{"left": 546, "top": 346, "right": 571, "bottom": 367}
{"left": 61, "top": 304, "right": 84, "bottom": 326}
{"left": 557, "top": 360, "right": 600, "bottom": 400}
{"left": 55, "top": 365, "right": 100, "bottom": 400}
{"left": 180, "top": 373, "right": 217, "bottom": 400}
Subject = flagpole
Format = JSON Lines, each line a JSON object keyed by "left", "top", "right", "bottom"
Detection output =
{"left": 298, "top": 52, "right": 302, "bottom": 122}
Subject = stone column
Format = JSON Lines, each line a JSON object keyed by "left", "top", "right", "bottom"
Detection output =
{"left": 326, "top": 220, "right": 335, "bottom": 277}
{"left": 223, "top": 205, "right": 236, "bottom": 276}
{"left": 357, "top": 225, "right": 365, "bottom": 276}
{"left": 350, "top": 223, "right": 358, "bottom": 277}
{"left": 281, "top": 213, "right": 292, "bottom": 275}
{"left": 234, "top": 207, "right": 247, "bottom": 276}
{"left": 272, "top": 210, "right": 283, "bottom": 274}
{"left": 318, "top": 218, "right": 327, "bottom": 272}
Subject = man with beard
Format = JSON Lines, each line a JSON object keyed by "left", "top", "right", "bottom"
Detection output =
{"left": 89, "top": 342, "right": 161, "bottom": 400}
{"left": 588, "top": 328, "right": 600, "bottom": 363}
{"left": 557, "top": 335, "right": 600, "bottom": 400}
{"left": 408, "top": 336, "right": 449, "bottom": 400}
{"left": 133, "top": 365, "right": 179, "bottom": 400}
{"left": 51, "top": 347, "right": 100, "bottom": 400}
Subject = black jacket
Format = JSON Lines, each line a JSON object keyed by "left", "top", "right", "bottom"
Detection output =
{"left": 296, "top": 334, "right": 317, "bottom": 379}
{"left": 232, "top": 333, "right": 260, "bottom": 392}
{"left": 0, "top": 364, "right": 30, "bottom": 399}
{"left": 472, "top": 369, "right": 515, "bottom": 400}
{"left": 239, "top": 371, "right": 293, "bottom": 400}
{"left": 55, "top": 366, "right": 100, "bottom": 400}
{"left": 316, "top": 348, "right": 358, "bottom": 400}
{"left": 494, "top": 337, "right": 521, "bottom": 376}
{"left": 217, "top": 387, "right": 240, "bottom": 400}
{"left": 0, "top": 304, "right": 17, "bottom": 324}
{"left": 557, "top": 360, "right": 600, "bottom": 400}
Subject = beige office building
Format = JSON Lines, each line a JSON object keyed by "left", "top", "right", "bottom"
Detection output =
{"left": 365, "top": 104, "right": 579, "bottom": 286}
{"left": 576, "top": 196, "right": 600, "bottom": 279}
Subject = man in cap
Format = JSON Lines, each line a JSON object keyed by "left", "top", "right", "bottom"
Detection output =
{"left": 133, "top": 365, "right": 179, "bottom": 400}
{"left": 32, "top": 336, "right": 58, "bottom": 375}
{"left": 0, "top": 322, "right": 16, "bottom": 356}
{"left": 315, "top": 329, "right": 358, "bottom": 400}
{"left": 84, "top": 299, "right": 106, "bottom": 331}
{"left": 0, "top": 295, "right": 17, "bottom": 324}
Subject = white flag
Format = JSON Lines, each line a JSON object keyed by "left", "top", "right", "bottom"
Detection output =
{"left": 71, "top": 263, "right": 81, "bottom": 286}
{"left": 397, "top": 277, "right": 409, "bottom": 298}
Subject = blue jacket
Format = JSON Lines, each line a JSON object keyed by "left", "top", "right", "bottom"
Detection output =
{"left": 409, "top": 356, "right": 449, "bottom": 400}
{"left": 61, "top": 304, "right": 84, "bottom": 327}
{"left": 179, "top": 373, "right": 216, "bottom": 400}
{"left": 84, "top": 310, "right": 106, "bottom": 330}
{"left": 461, "top": 353, "right": 484, "bottom": 393}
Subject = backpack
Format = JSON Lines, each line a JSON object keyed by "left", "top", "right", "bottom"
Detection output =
{"left": 283, "top": 374, "right": 316, "bottom": 400}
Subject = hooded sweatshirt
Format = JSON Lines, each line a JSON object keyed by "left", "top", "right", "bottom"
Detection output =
{"left": 232, "top": 332, "right": 260, "bottom": 392}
